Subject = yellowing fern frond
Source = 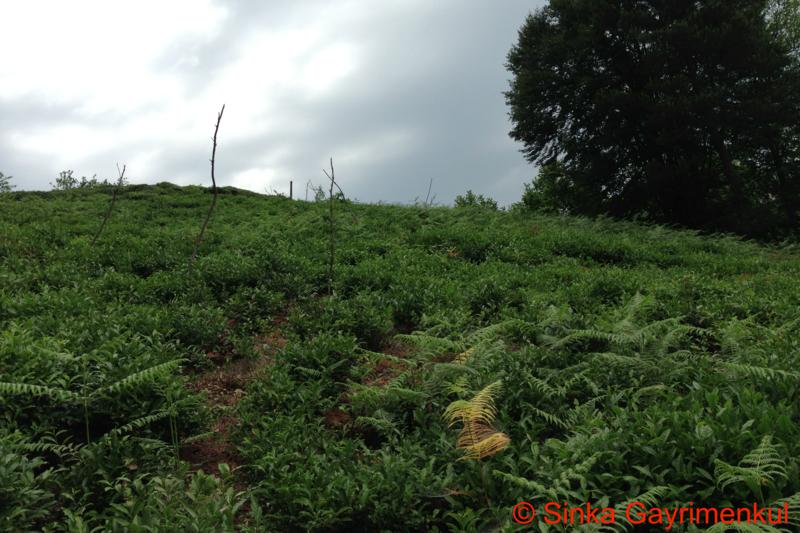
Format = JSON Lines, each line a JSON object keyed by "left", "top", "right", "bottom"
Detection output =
{"left": 460, "top": 432, "right": 511, "bottom": 461}
{"left": 444, "top": 380, "right": 509, "bottom": 460}
{"left": 453, "top": 347, "right": 474, "bottom": 365}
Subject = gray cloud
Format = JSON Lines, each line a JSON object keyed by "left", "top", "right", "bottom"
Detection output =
{"left": 1, "top": 1, "right": 542, "bottom": 205}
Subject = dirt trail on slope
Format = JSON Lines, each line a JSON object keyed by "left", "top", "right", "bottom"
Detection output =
{"left": 181, "top": 317, "right": 287, "bottom": 483}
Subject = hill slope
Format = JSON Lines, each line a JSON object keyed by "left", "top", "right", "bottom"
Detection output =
{"left": 2, "top": 183, "right": 799, "bottom": 531}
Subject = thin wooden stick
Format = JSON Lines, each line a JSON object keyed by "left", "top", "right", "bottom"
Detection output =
{"left": 424, "top": 178, "right": 433, "bottom": 207}
{"left": 324, "top": 158, "right": 336, "bottom": 294}
{"left": 91, "top": 163, "right": 126, "bottom": 246}
{"left": 320, "top": 158, "right": 347, "bottom": 294}
{"left": 322, "top": 167, "right": 346, "bottom": 200}
{"left": 190, "top": 104, "right": 225, "bottom": 267}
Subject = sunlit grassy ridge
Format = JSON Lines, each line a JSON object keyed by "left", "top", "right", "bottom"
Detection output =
{"left": 1, "top": 183, "right": 799, "bottom": 531}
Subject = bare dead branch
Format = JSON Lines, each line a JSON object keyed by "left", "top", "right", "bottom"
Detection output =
{"left": 91, "top": 163, "right": 126, "bottom": 246}
{"left": 326, "top": 157, "right": 336, "bottom": 295}
{"left": 322, "top": 168, "right": 346, "bottom": 200}
{"left": 190, "top": 104, "right": 225, "bottom": 268}
{"left": 424, "top": 178, "right": 434, "bottom": 207}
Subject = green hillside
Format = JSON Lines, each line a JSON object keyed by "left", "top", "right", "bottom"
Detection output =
{"left": 2, "top": 183, "right": 800, "bottom": 532}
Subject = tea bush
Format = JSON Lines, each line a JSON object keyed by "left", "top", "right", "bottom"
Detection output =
{"left": 1, "top": 184, "right": 799, "bottom": 530}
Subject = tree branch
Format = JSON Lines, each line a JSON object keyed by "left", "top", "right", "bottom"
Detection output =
{"left": 326, "top": 157, "right": 336, "bottom": 295}
{"left": 190, "top": 104, "right": 225, "bottom": 267}
{"left": 91, "top": 163, "right": 126, "bottom": 246}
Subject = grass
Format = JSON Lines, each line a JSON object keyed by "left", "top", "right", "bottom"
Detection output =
{"left": 1, "top": 182, "right": 799, "bottom": 531}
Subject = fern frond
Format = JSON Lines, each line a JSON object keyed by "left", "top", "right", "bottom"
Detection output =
{"left": 528, "top": 405, "right": 569, "bottom": 429}
{"left": 453, "top": 347, "right": 474, "bottom": 365}
{"left": 357, "top": 348, "right": 409, "bottom": 366}
{"left": 447, "top": 375, "right": 471, "bottom": 396}
{"left": 493, "top": 470, "right": 552, "bottom": 498}
{"left": 771, "top": 491, "right": 800, "bottom": 529}
{"left": 17, "top": 440, "right": 81, "bottom": 456}
{"left": 104, "top": 410, "right": 172, "bottom": 439}
{"left": 618, "top": 292, "right": 656, "bottom": 324}
{"left": 466, "top": 319, "right": 534, "bottom": 346}
{"left": 393, "top": 333, "right": 462, "bottom": 354}
{"left": 355, "top": 410, "right": 400, "bottom": 436}
{"left": 715, "top": 436, "right": 787, "bottom": 492}
{"left": 0, "top": 381, "right": 78, "bottom": 402}
{"left": 182, "top": 431, "right": 217, "bottom": 445}
{"left": 348, "top": 380, "right": 427, "bottom": 413}
{"left": 444, "top": 380, "right": 509, "bottom": 460}
{"left": 528, "top": 375, "right": 564, "bottom": 398}
{"left": 630, "top": 384, "right": 670, "bottom": 404}
{"left": 443, "top": 400, "right": 472, "bottom": 427}
{"left": 554, "top": 327, "right": 663, "bottom": 350}
{"left": 719, "top": 362, "right": 800, "bottom": 383}
{"left": 466, "top": 381, "right": 502, "bottom": 425}
{"left": 99, "top": 359, "right": 183, "bottom": 395}
{"left": 429, "top": 362, "right": 479, "bottom": 376}
{"left": 458, "top": 432, "right": 510, "bottom": 461}
{"left": 592, "top": 352, "right": 656, "bottom": 370}
{"left": 599, "top": 486, "right": 673, "bottom": 533}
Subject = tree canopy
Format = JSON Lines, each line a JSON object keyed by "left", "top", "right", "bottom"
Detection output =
{"left": 506, "top": 0, "right": 800, "bottom": 237}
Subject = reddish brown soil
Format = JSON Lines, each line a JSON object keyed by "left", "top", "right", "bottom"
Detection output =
{"left": 323, "top": 407, "right": 351, "bottom": 429}
{"left": 181, "top": 316, "right": 286, "bottom": 479}
{"left": 324, "top": 340, "right": 416, "bottom": 433}
{"left": 362, "top": 340, "right": 412, "bottom": 387}
{"left": 430, "top": 351, "right": 456, "bottom": 363}
{"left": 180, "top": 415, "right": 243, "bottom": 477}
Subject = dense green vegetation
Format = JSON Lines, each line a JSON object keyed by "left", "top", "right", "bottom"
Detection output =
{"left": 2, "top": 183, "right": 800, "bottom": 531}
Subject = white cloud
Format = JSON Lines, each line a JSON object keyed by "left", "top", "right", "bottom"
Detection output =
{"left": 0, "top": 0, "right": 537, "bottom": 201}
{"left": 230, "top": 166, "right": 288, "bottom": 194}
{"left": 0, "top": 0, "right": 226, "bottom": 111}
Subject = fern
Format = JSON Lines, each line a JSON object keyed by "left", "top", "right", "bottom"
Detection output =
{"left": 17, "top": 440, "right": 80, "bottom": 456}
{"left": 444, "top": 380, "right": 510, "bottom": 460}
{"left": 447, "top": 375, "right": 472, "bottom": 396}
{"left": 527, "top": 375, "right": 565, "bottom": 398}
{"left": 453, "top": 347, "right": 474, "bottom": 365}
{"left": 771, "top": 491, "right": 800, "bottom": 530}
{"left": 598, "top": 486, "right": 673, "bottom": 533}
{"left": 104, "top": 410, "right": 172, "bottom": 439}
{"left": 495, "top": 452, "right": 604, "bottom": 502}
{"left": 719, "top": 362, "right": 800, "bottom": 383}
{"left": 348, "top": 376, "right": 428, "bottom": 413}
{"left": 182, "top": 431, "right": 217, "bottom": 445}
{"left": 393, "top": 333, "right": 462, "bottom": 355}
{"left": 715, "top": 436, "right": 787, "bottom": 503}
{"left": 355, "top": 410, "right": 400, "bottom": 437}
{"left": 466, "top": 318, "right": 534, "bottom": 347}
{"left": 99, "top": 359, "right": 183, "bottom": 395}
{"left": 0, "top": 381, "right": 78, "bottom": 402}
{"left": 527, "top": 404, "right": 569, "bottom": 429}
{"left": 547, "top": 329, "right": 623, "bottom": 349}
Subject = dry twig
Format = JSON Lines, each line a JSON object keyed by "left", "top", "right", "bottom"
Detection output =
{"left": 91, "top": 163, "right": 126, "bottom": 246}
{"left": 190, "top": 104, "right": 225, "bottom": 267}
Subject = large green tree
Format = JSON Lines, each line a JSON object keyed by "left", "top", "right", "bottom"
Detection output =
{"left": 506, "top": 0, "right": 800, "bottom": 235}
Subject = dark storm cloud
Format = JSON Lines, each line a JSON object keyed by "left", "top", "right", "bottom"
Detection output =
{"left": 2, "top": 1, "right": 542, "bottom": 205}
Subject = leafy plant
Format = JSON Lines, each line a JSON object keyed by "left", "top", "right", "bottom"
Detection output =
{"left": 444, "top": 380, "right": 510, "bottom": 461}
{"left": 0, "top": 171, "right": 13, "bottom": 193}
{"left": 455, "top": 190, "right": 498, "bottom": 210}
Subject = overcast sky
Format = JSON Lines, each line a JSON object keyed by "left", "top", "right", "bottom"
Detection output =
{"left": 0, "top": 1, "right": 543, "bottom": 205}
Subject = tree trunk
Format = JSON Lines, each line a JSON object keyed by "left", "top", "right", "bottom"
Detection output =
{"left": 770, "top": 139, "right": 799, "bottom": 229}
{"left": 712, "top": 130, "right": 746, "bottom": 215}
